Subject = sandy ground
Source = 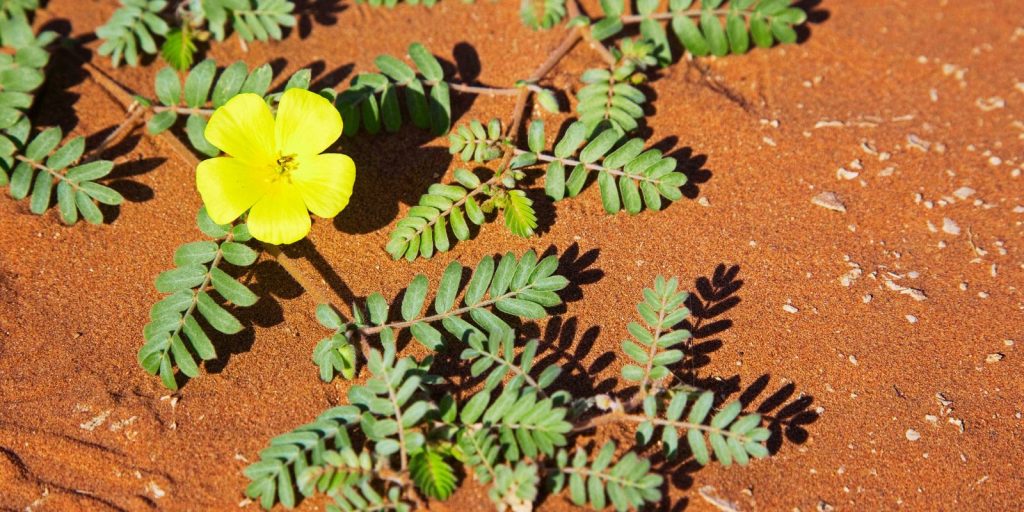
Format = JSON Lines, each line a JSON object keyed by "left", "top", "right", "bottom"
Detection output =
{"left": 1, "top": 0, "right": 1022, "bottom": 510}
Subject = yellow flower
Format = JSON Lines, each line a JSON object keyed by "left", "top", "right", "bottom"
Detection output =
{"left": 196, "top": 88, "right": 355, "bottom": 245}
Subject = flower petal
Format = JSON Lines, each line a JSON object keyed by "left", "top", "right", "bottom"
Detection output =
{"left": 275, "top": 88, "right": 343, "bottom": 156}
{"left": 204, "top": 93, "right": 277, "bottom": 165}
{"left": 196, "top": 157, "right": 274, "bottom": 224}
{"left": 246, "top": 182, "right": 311, "bottom": 245}
{"left": 292, "top": 153, "right": 356, "bottom": 218}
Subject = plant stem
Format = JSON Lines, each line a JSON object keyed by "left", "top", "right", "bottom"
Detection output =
{"left": 638, "top": 293, "right": 668, "bottom": 397}
{"left": 81, "top": 102, "right": 147, "bottom": 163}
{"left": 14, "top": 155, "right": 80, "bottom": 191}
{"left": 358, "top": 285, "right": 536, "bottom": 337}
{"left": 445, "top": 81, "right": 522, "bottom": 96}
{"left": 153, "top": 105, "right": 216, "bottom": 116}
{"left": 581, "top": 29, "right": 619, "bottom": 67}
{"left": 620, "top": 8, "right": 740, "bottom": 23}
{"left": 571, "top": 409, "right": 751, "bottom": 442}
{"left": 507, "top": 26, "right": 585, "bottom": 139}
{"left": 512, "top": 148, "right": 667, "bottom": 184}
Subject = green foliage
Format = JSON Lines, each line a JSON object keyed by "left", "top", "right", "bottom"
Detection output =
{"left": 594, "top": 0, "right": 808, "bottom": 64}
{"left": 551, "top": 442, "right": 663, "bottom": 511}
{"left": 138, "top": 207, "right": 259, "bottom": 390}
{"left": 4, "top": 127, "right": 122, "bottom": 224}
{"left": 458, "top": 385, "right": 572, "bottom": 461}
{"left": 95, "top": 0, "right": 170, "bottom": 68}
{"left": 160, "top": 26, "right": 196, "bottom": 71}
{"left": 410, "top": 449, "right": 457, "bottom": 500}
{"left": 633, "top": 388, "right": 771, "bottom": 466}
{"left": 520, "top": 0, "right": 566, "bottom": 30}
{"left": 575, "top": 65, "right": 648, "bottom": 134}
{"left": 313, "top": 305, "right": 357, "bottom": 382}
{"left": 337, "top": 43, "right": 452, "bottom": 136}
{"left": 0, "top": 16, "right": 56, "bottom": 171}
{"left": 244, "top": 405, "right": 364, "bottom": 509}
{"left": 204, "top": 0, "right": 297, "bottom": 43}
{"left": 347, "top": 340, "right": 433, "bottom": 458}
{"left": 0, "top": 0, "right": 37, "bottom": 22}
{"left": 148, "top": 59, "right": 282, "bottom": 156}
{"left": 619, "top": 275, "right": 692, "bottom": 389}
{"left": 539, "top": 120, "right": 688, "bottom": 214}
{"left": 460, "top": 331, "right": 564, "bottom": 399}
{"left": 249, "top": 271, "right": 781, "bottom": 510}
{"left": 385, "top": 160, "right": 537, "bottom": 260}
{"left": 98, "top": 0, "right": 296, "bottom": 69}
{"left": 489, "top": 460, "right": 539, "bottom": 510}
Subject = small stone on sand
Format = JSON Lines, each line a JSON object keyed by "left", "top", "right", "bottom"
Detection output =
{"left": 812, "top": 191, "right": 846, "bottom": 212}
{"left": 942, "top": 218, "right": 960, "bottom": 235}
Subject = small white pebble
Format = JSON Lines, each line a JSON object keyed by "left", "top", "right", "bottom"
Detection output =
{"left": 783, "top": 304, "right": 799, "bottom": 314}
{"left": 989, "top": 156, "right": 1002, "bottom": 166}
{"left": 906, "top": 315, "right": 918, "bottom": 324}
{"left": 862, "top": 294, "right": 873, "bottom": 303}
{"left": 985, "top": 353, "right": 1004, "bottom": 364}
{"left": 953, "top": 186, "right": 975, "bottom": 200}
{"left": 811, "top": 191, "right": 846, "bottom": 213}
{"left": 978, "top": 291, "right": 990, "bottom": 299}
{"left": 837, "top": 167, "right": 859, "bottom": 180}
{"left": 942, "top": 218, "right": 961, "bottom": 235}
{"left": 906, "top": 429, "right": 921, "bottom": 441}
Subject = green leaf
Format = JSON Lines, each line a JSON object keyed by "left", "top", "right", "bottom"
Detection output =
{"left": 46, "top": 136, "right": 85, "bottom": 170}
{"left": 434, "top": 261, "right": 462, "bottom": 314}
{"left": 376, "top": 54, "right": 416, "bottom": 83}
{"left": 79, "top": 181, "right": 123, "bottom": 205}
{"left": 75, "top": 190, "right": 103, "bottom": 224}
{"left": 220, "top": 241, "right": 258, "bottom": 266}
{"left": 160, "top": 28, "right": 195, "bottom": 71}
{"left": 402, "top": 274, "right": 429, "bottom": 321}
{"left": 528, "top": 120, "right": 545, "bottom": 153}
{"left": 726, "top": 12, "right": 750, "bottom": 54}
{"left": 196, "top": 291, "right": 243, "bottom": 334}
{"left": 66, "top": 161, "right": 114, "bottom": 181}
{"left": 688, "top": 390, "right": 714, "bottom": 424}
{"left": 155, "top": 265, "right": 207, "bottom": 293}
{"left": 212, "top": 61, "right": 249, "bottom": 108}
{"left": 28, "top": 171, "right": 51, "bottom": 214}
{"left": 56, "top": 181, "right": 77, "bottom": 224}
{"left": 429, "top": 81, "right": 451, "bottom": 135}
{"left": 210, "top": 267, "right": 258, "bottom": 307}
{"left": 672, "top": 15, "right": 709, "bottom": 56}
{"left": 701, "top": 11, "right": 728, "bottom": 56}
{"left": 503, "top": 190, "right": 536, "bottom": 238}
{"left": 147, "top": 110, "right": 177, "bottom": 134}
{"left": 174, "top": 241, "right": 218, "bottom": 266}
{"left": 184, "top": 59, "right": 216, "bottom": 108}
{"left": 25, "top": 127, "right": 61, "bottom": 161}
{"left": 688, "top": 428, "right": 709, "bottom": 465}
{"left": 411, "top": 450, "right": 457, "bottom": 500}
{"left": 495, "top": 298, "right": 545, "bottom": 319}
{"left": 185, "top": 114, "right": 219, "bottom": 157}
{"left": 408, "top": 42, "right": 443, "bottom": 82}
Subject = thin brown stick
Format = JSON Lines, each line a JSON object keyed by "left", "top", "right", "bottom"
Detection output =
{"left": 446, "top": 82, "right": 521, "bottom": 96}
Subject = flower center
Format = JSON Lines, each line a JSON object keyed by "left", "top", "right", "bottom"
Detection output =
{"left": 275, "top": 154, "right": 298, "bottom": 182}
